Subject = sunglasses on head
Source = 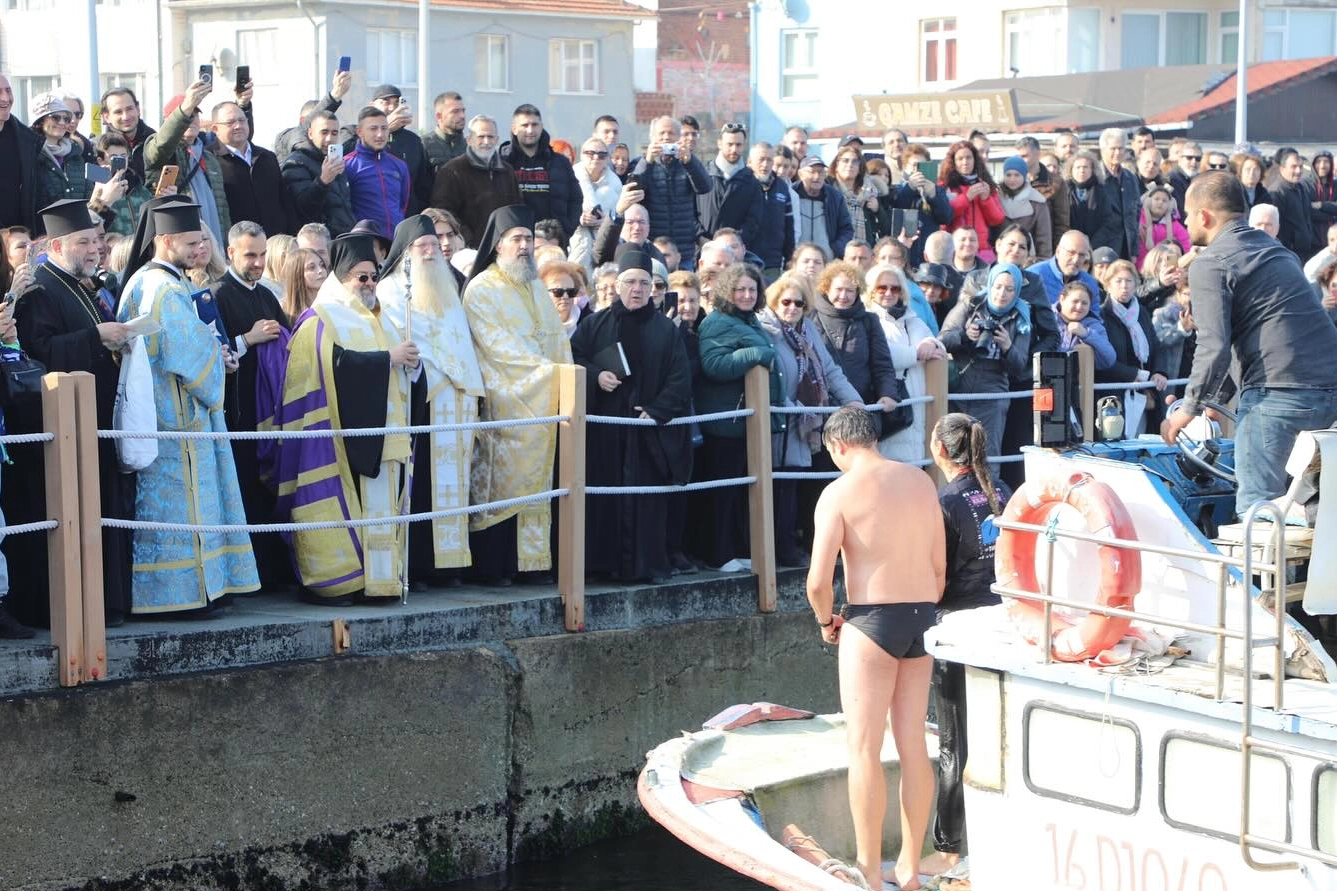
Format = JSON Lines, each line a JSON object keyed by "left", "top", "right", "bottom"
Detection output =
{"left": 548, "top": 287, "right": 579, "bottom": 299}
{"left": 779, "top": 297, "right": 805, "bottom": 308}
{"left": 354, "top": 272, "right": 380, "bottom": 284}
{"left": 583, "top": 150, "right": 609, "bottom": 158}
{"left": 721, "top": 122, "right": 747, "bottom": 135}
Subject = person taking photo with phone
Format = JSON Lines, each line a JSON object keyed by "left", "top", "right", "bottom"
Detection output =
{"left": 629, "top": 116, "right": 711, "bottom": 269}
{"left": 143, "top": 77, "right": 231, "bottom": 245}
{"left": 282, "top": 110, "right": 354, "bottom": 236}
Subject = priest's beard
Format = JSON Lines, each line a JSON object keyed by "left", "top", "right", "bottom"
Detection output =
{"left": 408, "top": 256, "right": 458, "bottom": 317}
{"left": 499, "top": 256, "right": 537, "bottom": 283}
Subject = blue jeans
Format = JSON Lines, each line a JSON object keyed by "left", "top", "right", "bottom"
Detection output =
{"left": 1234, "top": 387, "right": 1337, "bottom": 517}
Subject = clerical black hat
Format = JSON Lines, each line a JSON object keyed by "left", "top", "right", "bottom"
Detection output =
{"left": 382, "top": 214, "right": 438, "bottom": 277}
{"left": 330, "top": 233, "right": 382, "bottom": 279}
{"left": 38, "top": 199, "right": 99, "bottom": 238}
{"left": 150, "top": 202, "right": 203, "bottom": 236}
{"left": 468, "top": 204, "right": 536, "bottom": 289}
{"left": 616, "top": 249, "right": 653, "bottom": 275}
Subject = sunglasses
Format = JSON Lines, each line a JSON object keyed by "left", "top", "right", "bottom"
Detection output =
{"left": 45, "top": 113, "right": 73, "bottom": 124}
{"left": 1208, "top": 162, "right": 1229, "bottom": 170}
{"left": 548, "top": 287, "right": 579, "bottom": 299}
{"left": 873, "top": 284, "right": 902, "bottom": 294}
{"left": 354, "top": 272, "right": 380, "bottom": 284}
{"left": 1182, "top": 155, "right": 1202, "bottom": 162}
{"left": 583, "top": 150, "right": 609, "bottom": 158}
{"left": 779, "top": 297, "right": 806, "bottom": 308}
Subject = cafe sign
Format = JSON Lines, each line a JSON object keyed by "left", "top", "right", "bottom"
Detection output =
{"left": 854, "top": 91, "right": 1019, "bottom": 131}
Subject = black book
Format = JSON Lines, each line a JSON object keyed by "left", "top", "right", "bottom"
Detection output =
{"left": 592, "top": 341, "right": 631, "bottom": 380}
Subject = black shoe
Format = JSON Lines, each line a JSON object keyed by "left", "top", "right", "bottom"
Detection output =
{"left": 0, "top": 605, "right": 35, "bottom": 639}
{"left": 670, "top": 553, "right": 698, "bottom": 575}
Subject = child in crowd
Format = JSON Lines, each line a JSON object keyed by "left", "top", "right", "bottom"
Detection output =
{"left": 1055, "top": 280, "right": 1115, "bottom": 369}
{"left": 1137, "top": 183, "right": 1191, "bottom": 267}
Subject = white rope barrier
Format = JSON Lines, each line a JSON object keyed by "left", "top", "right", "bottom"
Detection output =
{"left": 0, "top": 432, "right": 56, "bottom": 445}
{"left": 585, "top": 408, "right": 753, "bottom": 427}
{"left": 987, "top": 454, "right": 1025, "bottom": 464}
{"left": 1092, "top": 377, "right": 1190, "bottom": 392}
{"left": 586, "top": 476, "right": 756, "bottom": 495}
{"left": 0, "top": 519, "right": 59, "bottom": 535}
{"left": 100, "top": 489, "right": 567, "bottom": 535}
{"left": 771, "top": 396, "right": 934, "bottom": 416}
{"left": 948, "top": 389, "right": 1034, "bottom": 403}
{"left": 97, "top": 415, "right": 570, "bottom": 441}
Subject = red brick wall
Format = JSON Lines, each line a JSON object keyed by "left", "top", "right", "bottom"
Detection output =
{"left": 660, "top": 59, "right": 750, "bottom": 133}
{"left": 658, "top": 0, "right": 751, "bottom": 63}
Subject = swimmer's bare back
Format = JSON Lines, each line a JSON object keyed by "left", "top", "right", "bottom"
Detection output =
{"left": 815, "top": 459, "right": 945, "bottom": 607}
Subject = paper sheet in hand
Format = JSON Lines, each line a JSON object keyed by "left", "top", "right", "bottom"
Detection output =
{"left": 122, "top": 313, "right": 161, "bottom": 339}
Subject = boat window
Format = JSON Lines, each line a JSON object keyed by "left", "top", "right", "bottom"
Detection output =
{"left": 1160, "top": 733, "right": 1290, "bottom": 843}
{"left": 1316, "top": 765, "right": 1337, "bottom": 856}
{"left": 964, "top": 667, "right": 1004, "bottom": 792}
{"left": 1023, "top": 702, "right": 1140, "bottom": 814}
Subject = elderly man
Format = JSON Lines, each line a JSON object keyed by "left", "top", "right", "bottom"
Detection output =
{"left": 462, "top": 205, "right": 572, "bottom": 585}
{"left": 117, "top": 201, "right": 259, "bottom": 614}
{"left": 1249, "top": 203, "right": 1280, "bottom": 239}
{"left": 631, "top": 116, "right": 712, "bottom": 269}
{"left": 275, "top": 232, "right": 421, "bottom": 603}
{"left": 2, "top": 199, "right": 134, "bottom": 627}
{"left": 748, "top": 141, "right": 795, "bottom": 279}
{"left": 592, "top": 196, "right": 664, "bottom": 268}
{"left": 698, "top": 122, "right": 763, "bottom": 248}
{"left": 1096, "top": 128, "right": 1141, "bottom": 260}
{"left": 1035, "top": 230, "right": 1101, "bottom": 305}
{"left": 430, "top": 114, "right": 521, "bottom": 249}
{"left": 377, "top": 215, "right": 484, "bottom": 585}
{"left": 0, "top": 74, "right": 45, "bottom": 230}
{"left": 1169, "top": 140, "right": 1202, "bottom": 216}
{"left": 796, "top": 155, "right": 854, "bottom": 260}
{"left": 570, "top": 249, "right": 692, "bottom": 583}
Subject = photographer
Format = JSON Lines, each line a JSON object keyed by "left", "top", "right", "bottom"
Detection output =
{"left": 629, "top": 116, "right": 711, "bottom": 269}
{"left": 939, "top": 263, "right": 1033, "bottom": 461}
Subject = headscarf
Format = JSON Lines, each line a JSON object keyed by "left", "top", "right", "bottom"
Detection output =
{"left": 467, "top": 204, "right": 534, "bottom": 290}
{"left": 329, "top": 233, "right": 381, "bottom": 280}
{"left": 982, "top": 262, "right": 1021, "bottom": 317}
{"left": 381, "top": 214, "right": 437, "bottom": 278}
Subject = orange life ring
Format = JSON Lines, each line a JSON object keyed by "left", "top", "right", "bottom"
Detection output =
{"left": 995, "top": 472, "right": 1142, "bottom": 662}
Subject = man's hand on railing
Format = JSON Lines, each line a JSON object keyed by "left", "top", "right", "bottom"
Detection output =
{"left": 389, "top": 340, "right": 420, "bottom": 369}
{"left": 876, "top": 396, "right": 898, "bottom": 413}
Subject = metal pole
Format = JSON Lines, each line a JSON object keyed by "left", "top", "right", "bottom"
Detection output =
{"left": 399, "top": 259, "right": 415, "bottom": 604}
{"left": 417, "top": 0, "right": 431, "bottom": 131}
{"left": 86, "top": 0, "right": 100, "bottom": 116}
{"left": 1234, "top": 0, "right": 1248, "bottom": 145}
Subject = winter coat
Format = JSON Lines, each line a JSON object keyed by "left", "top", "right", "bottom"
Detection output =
{"left": 342, "top": 124, "right": 434, "bottom": 215}
{"left": 429, "top": 150, "right": 521, "bottom": 248}
{"left": 103, "top": 181, "right": 155, "bottom": 237}
{"left": 695, "top": 307, "right": 783, "bottom": 439}
{"left": 1, "top": 118, "right": 44, "bottom": 231}
{"left": 998, "top": 183, "right": 1053, "bottom": 260}
{"left": 1269, "top": 178, "right": 1320, "bottom": 257}
{"left": 751, "top": 173, "right": 795, "bottom": 270}
{"left": 282, "top": 139, "right": 356, "bottom": 236}
{"left": 889, "top": 180, "right": 953, "bottom": 267}
{"left": 344, "top": 142, "right": 411, "bottom": 240}
{"left": 33, "top": 144, "right": 93, "bottom": 229}
{"left": 1065, "top": 178, "right": 1110, "bottom": 246}
{"left": 499, "top": 130, "right": 582, "bottom": 242}
{"left": 1031, "top": 167, "right": 1070, "bottom": 244}
{"left": 943, "top": 183, "right": 1005, "bottom": 264}
{"left": 1136, "top": 211, "right": 1191, "bottom": 268}
{"left": 698, "top": 160, "right": 764, "bottom": 248}
{"left": 795, "top": 182, "right": 855, "bottom": 260}
{"left": 1054, "top": 304, "right": 1116, "bottom": 369}
{"left": 1095, "top": 165, "right": 1142, "bottom": 260}
{"left": 1098, "top": 297, "right": 1164, "bottom": 385}
{"left": 940, "top": 296, "right": 1032, "bottom": 394}
{"left": 272, "top": 92, "right": 342, "bottom": 165}
{"left": 630, "top": 153, "right": 712, "bottom": 267}
{"left": 961, "top": 266, "right": 1059, "bottom": 380}
{"left": 143, "top": 107, "right": 233, "bottom": 238}
{"left": 422, "top": 127, "right": 467, "bottom": 174}
{"left": 808, "top": 291, "right": 899, "bottom": 405}
{"left": 209, "top": 141, "right": 293, "bottom": 236}
{"left": 869, "top": 301, "right": 936, "bottom": 463}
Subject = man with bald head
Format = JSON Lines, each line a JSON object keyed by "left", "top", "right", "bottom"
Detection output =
{"left": 1164, "top": 172, "right": 1337, "bottom": 516}
{"left": 630, "top": 115, "right": 711, "bottom": 268}
{"left": 1035, "top": 229, "right": 1100, "bottom": 305}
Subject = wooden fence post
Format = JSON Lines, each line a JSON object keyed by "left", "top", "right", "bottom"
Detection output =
{"left": 922, "top": 357, "right": 949, "bottom": 486}
{"left": 1077, "top": 344, "right": 1095, "bottom": 443}
{"left": 556, "top": 364, "right": 586, "bottom": 632}
{"left": 71, "top": 372, "right": 106, "bottom": 682}
{"left": 42, "top": 373, "right": 83, "bottom": 687}
{"left": 744, "top": 366, "right": 776, "bottom": 613}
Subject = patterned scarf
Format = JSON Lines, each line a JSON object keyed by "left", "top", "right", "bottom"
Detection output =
{"left": 1109, "top": 295, "right": 1149, "bottom": 364}
{"left": 779, "top": 315, "right": 828, "bottom": 450}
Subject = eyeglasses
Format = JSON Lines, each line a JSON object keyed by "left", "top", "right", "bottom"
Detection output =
{"left": 779, "top": 298, "right": 806, "bottom": 308}
{"left": 1182, "top": 155, "right": 1202, "bottom": 162}
{"left": 721, "top": 122, "right": 747, "bottom": 135}
{"left": 1208, "top": 162, "right": 1229, "bottom": 170}
{"left": 873, "top": 284, "right": 902, "bottom": 294}
{"left": 652, "top": 281, "right": 667, "bottom": 292}
{"left": 71, "top": 110, "right": 84, "bottom": 120}
{"left": 583, "top": 150, "right": 609, "bottom": 159}
{"left": 548, "top": 287, "right": 579, "bottom": 299}
{"left": 354, "top": 272, "right": 380, "bottom": 284}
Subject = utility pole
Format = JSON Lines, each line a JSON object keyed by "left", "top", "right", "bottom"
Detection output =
{"left": 418, "top": 0, "right": 431, "bottom": 132}
{"left": 1234, "top": 0, "right": 1248, "bottom": 145}
{"left": 86, "top": 0, "right": 100, "bottom": 123}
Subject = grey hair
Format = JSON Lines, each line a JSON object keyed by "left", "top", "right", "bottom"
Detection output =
{"left": 467, "top": 114, "right": 497, "bottom": 132}
{"left": 1099, "top": 127, "right": 1126, "bottom": 148}
{"left": 822, "top": 406, "right": 879, "bottom": 449}
{"left": 296, "top": 222, "right": 331, "bottom": 245}
{"left": 227, "top": 220, "right": 266, "bottom": 244}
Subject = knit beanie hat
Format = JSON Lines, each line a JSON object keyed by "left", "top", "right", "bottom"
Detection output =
{"left": 1002, "top": 156, "right": 1029, "bottom": 178}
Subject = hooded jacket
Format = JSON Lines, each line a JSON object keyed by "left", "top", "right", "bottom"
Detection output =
{"left": 272, "top": 92, "right": 342, "bottom": 165}
{"left": 429, "top": 148, "right": 521, "bottom": 248}
{"left": 697, "top": 157, "right": 764, "bottom": 248}
{"left": 499, "top": 130, "right": 582, "bottom": 242}
{"left": 344, "top": 141, "right": 411, "bottom": 240}
{"left": 282, "top": 137, "right": 356, "bottom": 236}
{"left": 630, "top": 152, "right": 712, "bottom": 267}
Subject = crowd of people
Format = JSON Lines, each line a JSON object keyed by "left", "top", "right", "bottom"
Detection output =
{"left": 2, "top": 65, "right": 1336, "bottom": 640}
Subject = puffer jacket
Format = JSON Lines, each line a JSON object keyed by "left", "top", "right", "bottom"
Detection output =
{"left": 344, "top": 142, "right": 410, "bottom": 239}
{"left": 282, "top": 138, "right": 355, "bottom": 236}
{"left": 499, "top": 130, "right": 582, "bottom": 242}
{"left": 143, "top": 107, "right": 232, "bottom": 237}
{"left": 943, "top": 183, "right": 1006, "bottom": 264}
{"left": 695, "top": 306, "right": 784, "bottom": 439}
{"left": 751, "top": 173, "right": 795, "bottom": 271}
{"left": 34, "top": 143, "right": 93, "bottom": 230}
{"left": 631, "top": 153, "right": 712, "bottom": 267}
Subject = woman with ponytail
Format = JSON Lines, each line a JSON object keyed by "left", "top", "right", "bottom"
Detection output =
{"left": 923, "top": 412, "right": 1013, "bottom": 882}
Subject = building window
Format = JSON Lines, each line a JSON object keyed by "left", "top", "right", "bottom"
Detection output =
{"left": 12, "top": 76, "right": 55, "bottom": 121}
{"left": 1121, "top": 11, "right": 1206, "bottom": 68}
{"left": 236, "top": 29, "right": 279, "bottom": 84}
{"left": 1068, "top": 9, "right": 1101, "bottom": 72}
{"left": 98, "top": 72, "right": 144, "bottom": 102}
{"left": 1006, "top": 8, "right": 1098, "bottom": 76}
{"left": 922, "top": 18, "right": 957, "bottom": 84}
{"left": 1261, "top": 8, "right": 1337, "bottom": 60}
{"left": 367, "top": 29, "right": 417, "bottom": 87}
{"left": 475, "top": 34, "right": 510, "bottom": 93}
{"left": 780, "top": 29, "right": 818, "bottom": 101}
{"left": 549, "top": 39, "right": 599, "bottom": 95}
{"left": 1221, "top": 10, "right": 1240, "bottom": 62}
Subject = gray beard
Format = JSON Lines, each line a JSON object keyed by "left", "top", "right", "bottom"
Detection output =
{"left": 498, "top": 256, "right": 537, "bottom": 283}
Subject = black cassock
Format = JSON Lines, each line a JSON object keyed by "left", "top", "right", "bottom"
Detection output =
{"left": 2, "top": 262, "right": 134, "bottom": 625}
{"left": 571, "top": 301, "right": 693, "bottom": 582}
{"left": 214, "top": 273, "right": 292, "bottom": 589}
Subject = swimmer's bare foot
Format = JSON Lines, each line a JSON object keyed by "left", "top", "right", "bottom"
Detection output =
{"left": 918, "top": 851, "right": 958, "bottom": 877}
{"left": 881, "top": 861, "right": 923, "bottom": 891}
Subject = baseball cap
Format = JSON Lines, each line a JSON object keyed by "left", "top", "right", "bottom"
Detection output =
{"left": 799, "top": 155, "right": 827, "bottom": 169}
{"left": 1091, "top": 247, "right": 1118, "bottom": 265}
{"left": 371, "top": 84, "right": 403, "bottom": 101}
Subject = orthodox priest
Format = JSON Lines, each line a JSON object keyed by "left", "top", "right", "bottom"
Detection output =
{"left": 274, "top": 233, "right": 422, "bottom": 603}
{"left": 570, "top": 249, "right": 693, "bottom": 583}
{"left": 117, "top": 202, "right": 260, "bottom": 614}
{"left": 377, "top": 215, "right": 484, "bottom": 585}
{"left": 2, "top": 199, "right": 134, "bottom": 627}
{"left": 462, "top": 205, "right": 571, "bottom": 585}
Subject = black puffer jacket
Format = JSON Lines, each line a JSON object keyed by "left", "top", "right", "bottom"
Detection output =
{"left": 282, "top": 138, "right": 355, "bottom": 236}
{"left": 499, "top": 130, "right": 582, "bottom": 241}
{"left": 809, "top": 291, "right": 899, "bottom": 403}
{"left": 630, "top": 152, "right": 712, "bottom": 267}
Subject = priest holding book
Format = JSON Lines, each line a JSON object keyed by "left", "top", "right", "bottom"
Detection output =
{"left": 570, "top": 249, "right": 693, "bottom": 583}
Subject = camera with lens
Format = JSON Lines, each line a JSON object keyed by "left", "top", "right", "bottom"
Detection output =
{"left": 975, "top": 316, "right": 999, "bottom": 351}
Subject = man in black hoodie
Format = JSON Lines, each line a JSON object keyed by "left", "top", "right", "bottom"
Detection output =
{"left": 499, "top": 104, "right": 581, "bottom": 243}
{"left": 281, "top": 110, "right": 355, "bottom": 236}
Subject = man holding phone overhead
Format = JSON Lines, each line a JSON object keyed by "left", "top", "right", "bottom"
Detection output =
{"left": 142, "top": 77, "right": 231, "bottom": 244}
{"left": 209, "top": 84, "right": 295, "bottom": 237}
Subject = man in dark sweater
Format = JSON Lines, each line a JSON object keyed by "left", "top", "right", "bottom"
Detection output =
{"left": 422, "top": 91, "right": 467, "bottom": 174}
{"left": 209, "top": 100, "right": 293, "bottom": 236}
{"left": 499, "top": 104, "right": 581, "bottom": 242}
{"left": 1164, "top": 172, "right": 1337, "bottom": 516}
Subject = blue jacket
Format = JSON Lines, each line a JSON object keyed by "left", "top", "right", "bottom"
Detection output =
{"left": 632, "top": 154, "right": 712, "bottom": 267}
{"left": 1055, "top": 305, "right": 1116, "bottom": 369}
{"left": 795, "top": 183, "right": 854, "bottom": 259}
{"left": 1035, "top": 256, "right": 1102, "bottom": 307}
{"left": 344, "top": 142, "right": 410, "bottom": 240}
{"left": 751, "top": 173, "right": 795, "bottom": 270}
{"left": 697, "top": 160, "right": 764, "bottom": 249}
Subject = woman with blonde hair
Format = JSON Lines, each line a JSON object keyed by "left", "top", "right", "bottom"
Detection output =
{"left": 865, "top": 262, "right": 944, "bottom": 463}
{"left": 280, "top": 248, "right": 327, "bottom": 323}
{"left": 187, "top": 227, "right": 227, "bottom": 287}
{"left": 1136, "top": 241, "right": 1183, "bottom": 309}
{"left": 263, "top": 233, "right": 296, "bottom": 299}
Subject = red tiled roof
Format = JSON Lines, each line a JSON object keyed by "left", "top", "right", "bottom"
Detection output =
{"left": 385, "top": 0, "right": 651, "bottom": 17}
{"left": 1146, "top": 56, "right": 1337, "bottom": 124}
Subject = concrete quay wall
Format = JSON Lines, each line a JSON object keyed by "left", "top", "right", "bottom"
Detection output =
{"left": 1, "top": 593, "right": 838, "bottom": 890}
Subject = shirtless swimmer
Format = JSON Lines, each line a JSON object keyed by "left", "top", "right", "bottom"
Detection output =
{"left": 807, "top": 406, "right": 946, "bottom": 891}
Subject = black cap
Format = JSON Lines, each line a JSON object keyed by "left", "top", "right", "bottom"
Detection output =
{"left": 150, "top": 203, "right": 202, "bottom": 236}
{"left": 915, "top": 262, "right": 951, "bottom": 289}
{"left": 382, "top": 214, "right": 437, "bottom": 276}
{"left": 331, "top": 233, "right": 382, "bottom": 279}
{"left": 468, "top": 204, "right": 536, "bottom": 289}
{"left": 617, "top": 249, "right": 653, "bottom": 275}
{"left": 838, "top": 134, "right": 865, "bottom": 148}
{"left": 371, "top": 84, "right": 402, "bottom": 100}
{"left": 39, "top": 199, "right": 99, "bottom": 238}
{"left": 349, "top": 219, "right": 392, "bottom": 251}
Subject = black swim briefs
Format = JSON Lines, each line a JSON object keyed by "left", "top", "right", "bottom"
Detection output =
{"left": 841, "top": 601, "right": 937, "bottom": 659}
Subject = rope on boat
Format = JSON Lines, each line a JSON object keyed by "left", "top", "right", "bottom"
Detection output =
{"left": 819, "top": 859, "right": 871, "bottom": 889}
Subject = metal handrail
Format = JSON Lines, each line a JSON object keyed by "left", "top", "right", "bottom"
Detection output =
{"left": 995, "top": 517, "right": 1283, "bottom": 574}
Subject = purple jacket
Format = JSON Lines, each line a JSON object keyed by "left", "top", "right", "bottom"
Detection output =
{"left": 344, "top": 142, "right": 410, "bottom": 238}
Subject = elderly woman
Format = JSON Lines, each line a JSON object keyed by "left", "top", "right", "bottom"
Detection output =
{"left": 1231, "top": 152, "right": 1268, "bottom": 209}
{"left": 758, "top": 272, "right": 861, "bottom": 566}
{"left": 592, "top": 263, "right": 619, "bottom": 311}
{"left": 1137, "top": 242, "right": 1184, "bottom": 310}
{"left": 865, "top": 263, "right": 945, "bottom": 464}
{"left": 569, "top": 137, "right": 623, "bottom": 274}
{"left": 691, "top": 264, "right": 784, "bottom": 568}
{"left": 940, "top": 263, "right": 1033, "bottom": 460}
{"left": 1099, "top": 259, "right": 1167, "bottom": 437}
